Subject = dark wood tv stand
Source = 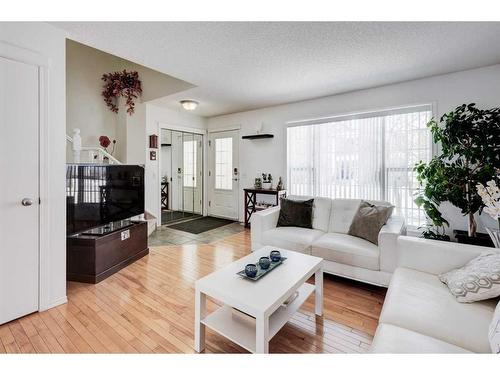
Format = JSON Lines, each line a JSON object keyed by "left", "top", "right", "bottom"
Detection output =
{"left": 67, "top": 221, "right": 149, "bottom": 283}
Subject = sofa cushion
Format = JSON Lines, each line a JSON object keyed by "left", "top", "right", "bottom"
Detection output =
{"left": 489, "top": 301, "right": 500, "bottom": 353}
{"left": 329, "top": 198, "right": 391, "bottom": 234}
{"left": 380, "top": 267, "right": 497, "bottom": 352}
{"left": 439, "top": 252, "right": 500, "bottom": 303}
{"left": 277, "top": 198, "right": 314, "bottom": 228}
{"left": 287, "top": 195, "right": 332, "bottom": 232}
{"left": 312, "top": 197, "right": 332, "bottom": 232}
{"left": 311, "top": 233, "right": 380, "bottom": 271}
{"left": 371, "top": 323, "right": 471, "bottom": 353}
{"left": 348, "top": 201, "right": 394, "bottom": 245}
{"left": 262, "top": 227, "right": 324, "bottom": 254}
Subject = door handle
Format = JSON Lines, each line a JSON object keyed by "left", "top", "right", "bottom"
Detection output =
{"left": 21, "top": 198, "right": 34, "bottom": 206}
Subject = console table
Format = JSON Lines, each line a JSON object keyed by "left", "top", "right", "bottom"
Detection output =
{"left": 243, "top": 188, "right": 286, "bottom": 228}
{"left": 161, "top": 181, "right": 169, "bottom": 210}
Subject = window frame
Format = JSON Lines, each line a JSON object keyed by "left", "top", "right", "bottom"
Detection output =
{"left": 285, "top": 103, "right": 437, "bottom": 229}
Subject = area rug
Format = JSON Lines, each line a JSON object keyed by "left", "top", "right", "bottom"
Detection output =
{"left": 168, "top": 216, "right": 236, "bottom": 234}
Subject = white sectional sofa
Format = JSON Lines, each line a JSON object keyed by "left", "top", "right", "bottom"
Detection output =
{"left": 251, "top": 196, "right": 406, "bottom": 286}
{"left": 371, "top": 236, "right": 499, "bottom": 353}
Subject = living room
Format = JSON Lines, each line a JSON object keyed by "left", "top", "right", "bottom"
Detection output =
{"left": 1, "top": 1, "right": 500, "bottom": 374}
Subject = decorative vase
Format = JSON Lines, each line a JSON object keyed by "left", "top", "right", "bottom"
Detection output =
{"left": 259, "top": 257, "right": 271, "bottom": 270}
{"left": 245, "top": 264, "right": 258, "bottom": 278}
{"left": 270, "top": 250, "right": 281, "bottom": 262}
{"left": 486, "top": 228, "right": 500, "bottom": 248}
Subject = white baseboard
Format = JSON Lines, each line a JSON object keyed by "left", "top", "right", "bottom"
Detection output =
{"left": 39, "top": 295, "right": 67, "bottom": 311}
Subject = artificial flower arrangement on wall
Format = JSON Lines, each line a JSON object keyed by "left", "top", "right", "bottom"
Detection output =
{"left": 101, "top": 70, "right": 142, "bottom": 115}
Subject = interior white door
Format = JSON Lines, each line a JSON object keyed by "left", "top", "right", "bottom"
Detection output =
{"left": 208, "top": 130, "right": 239, "bottom": 220}
{"left": 0, "top": 56, "right": 40, "bottom": 324}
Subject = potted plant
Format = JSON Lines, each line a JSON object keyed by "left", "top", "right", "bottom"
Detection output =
{"left": 415, "top": 103, "right": 500, "bottom": 241}
{"left": 262, "top": 173, "right": 273, "bottom": 189}
{"left": 477, "top": 176, "right": 500, "bottom": 248}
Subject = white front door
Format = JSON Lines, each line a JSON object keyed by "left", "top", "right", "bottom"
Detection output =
{"left": 208, "top": 130, "right": 239, "bottom": 220}
{"left": 0, "top": 56, "right": 40, "bottom": 324}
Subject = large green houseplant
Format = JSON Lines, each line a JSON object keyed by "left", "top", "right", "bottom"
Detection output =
{"left": 415, "top": 103, "right": 500, "bottom": 238}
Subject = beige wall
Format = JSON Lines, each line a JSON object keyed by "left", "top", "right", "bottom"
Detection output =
{"left": 66, "top": 40, "right": 195, "bottom": 160}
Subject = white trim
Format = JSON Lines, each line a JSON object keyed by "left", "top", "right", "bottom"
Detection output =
{"left": 286, "top": 102, "right": 434, "bottom": 128}
{"left": 158, "top": 122, "right": 206, "bottom": 135}
{"left": 208, "top": 125, "right": 241, "bottom": 133}
{"left": 156, "top": 123, "right": 206, "bottom": 223}
{"left": 0, "top": 41, "right": 62, "bottom": 312}
{"left": 38, "top": 64, "right": 51, "bottom": 311}
{"left": 0, "top": 41, "right": 49, "bottom": 67}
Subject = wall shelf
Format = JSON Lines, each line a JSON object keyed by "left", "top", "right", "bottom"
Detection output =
{"left": 241, "top": 134, "right": 274, "bottom": 140}
{"left": 161, "top": 143, "right": 172, "bottom": 147}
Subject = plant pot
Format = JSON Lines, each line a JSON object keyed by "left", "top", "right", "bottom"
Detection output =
{"left": 453, "top": 230, "right": 495, "bottom": 247}
{"left": 262, "top": 182, "right": 272, "bottom": 190}
{"left": 486, "top": 228, "right": 500, "bottom": 248}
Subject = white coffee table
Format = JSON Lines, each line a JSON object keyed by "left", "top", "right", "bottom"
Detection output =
{"left": 194, "top": 246, "right": 323, "bottom": 353}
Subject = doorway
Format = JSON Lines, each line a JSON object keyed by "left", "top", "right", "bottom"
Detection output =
{"left": 160, "top": 128, "right": 204, "bottom": 225}
{"left": 208, "top": 129, "right": 240, "bottom": 220}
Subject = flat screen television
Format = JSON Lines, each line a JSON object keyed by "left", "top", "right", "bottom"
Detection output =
{"left": 66, "top": 164, "right": 145, "bottom": 235}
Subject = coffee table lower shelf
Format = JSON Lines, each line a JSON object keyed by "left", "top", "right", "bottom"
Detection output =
{"left": 201, "top": 282, "right": 315, "bottom": 353}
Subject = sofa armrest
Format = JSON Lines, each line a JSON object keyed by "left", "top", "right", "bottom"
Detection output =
{"left": 397, "top": 236, "right": 495, "bottom": 275}
{"left": 378, "top": 216, "right": 406, "bottom": 273}
{"left": 250, "top": 206, "right": 280, "bottom": 251}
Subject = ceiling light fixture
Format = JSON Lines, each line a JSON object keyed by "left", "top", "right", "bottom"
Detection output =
{"left": 180, "top": 100, "right": 199, "bottom": 111}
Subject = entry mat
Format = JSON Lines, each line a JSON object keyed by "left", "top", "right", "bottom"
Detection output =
{"left": 167, "top": 216, "right": 236, "bottom": 234}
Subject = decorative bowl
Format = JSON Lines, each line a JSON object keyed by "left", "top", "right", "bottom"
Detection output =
{"left": 259, "top": 256, "right": 271, "bottom": 269}
{"left": 245, "top": 264, "right": 258, "bottom": 278}
{"left": 270, "top": 250, "right": 281, "bottom": 262}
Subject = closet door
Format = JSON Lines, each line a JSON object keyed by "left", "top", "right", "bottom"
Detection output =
{"left": 0, "top": 56, "right": 40, "bottom": 324}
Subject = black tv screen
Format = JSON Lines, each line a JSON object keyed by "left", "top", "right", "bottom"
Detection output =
{"left": 66, "top": 164, "right": 145, "bottom": 235}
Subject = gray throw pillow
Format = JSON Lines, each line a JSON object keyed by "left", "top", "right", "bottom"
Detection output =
{"left": 277, "top": 198, "right": 314, "bottom": 229}
{"left": 439, "top": 252, "right": 500, "bottom": 303}
{"left": 347, "top": 201, "right": 394, "bottom": 245}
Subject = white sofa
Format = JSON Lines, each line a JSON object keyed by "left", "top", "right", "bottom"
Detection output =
{"left": 371, "top": 236, "right": 500, "bottom": 353}
{"left": 251, "top": 196, "right": 406, "bottom": 286}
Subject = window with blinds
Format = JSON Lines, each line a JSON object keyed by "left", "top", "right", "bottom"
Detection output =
{"left": 286, "top": 105, "right": 433, "bottom": 227}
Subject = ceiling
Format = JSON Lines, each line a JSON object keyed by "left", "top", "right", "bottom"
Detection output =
{"left": 52, "top": 22, "right": 500, "bottom": 117}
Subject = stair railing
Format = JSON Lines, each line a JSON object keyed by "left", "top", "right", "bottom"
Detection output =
{"left": 66, "top": 129, "right": 121, "bottom": 165}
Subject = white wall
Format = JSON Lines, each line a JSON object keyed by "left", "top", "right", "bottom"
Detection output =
{"left": 66, "top": 40, "right": 119, "bottom": 153}
{"left": 1, "top": 22, "right": 67, "bottom": 309}
{"left": 207, "top": 64, "right": 500, "bottom": 228}
{"left": 145, "top": 104, "right": 207, "bottom": 223}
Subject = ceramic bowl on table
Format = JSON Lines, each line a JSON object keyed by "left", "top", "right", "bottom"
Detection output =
{"left": 245, "top": 264, "right": 258, "bottom": 278}
{"left": 259, "top": 256, "right": 271, "bottom": 270}
{"left": 270, "top": 250, "right": 281, "bottom": 262}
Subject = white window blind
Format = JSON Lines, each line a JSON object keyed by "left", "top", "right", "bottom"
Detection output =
{"left": 287, "top": 105, "right": 433, "bottom": 227}
{"left": 183, "top": 140, "right": 197, "bottom": 187}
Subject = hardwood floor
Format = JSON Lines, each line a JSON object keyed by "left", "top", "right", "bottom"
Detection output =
{"left": 0, "top": 230, "right": 386, "bottom": 354}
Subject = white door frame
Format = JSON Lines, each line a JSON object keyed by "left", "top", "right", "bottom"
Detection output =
{"left": 207, "top": 128, "right": 240, "bottom": 220}
{"left": 0, "top": 41, "right": 53, "bottom": 311}
{"left": 156, "top": 122, "right": 207, "bottom": 223}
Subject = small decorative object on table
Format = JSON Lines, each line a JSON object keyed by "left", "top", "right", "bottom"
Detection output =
{"left": 262, "top": 173, "right": 273, "bottom": 189}
{"left": 245, "top": 264, "right": 258, "bottom": 278}
{"left": 238, "top": 251, "right": 287, "bottom": 281}
{"left": 259, "top": 256, "right": 271, "bottom": 269}
{"left": 276, "top": 177, "right": 284, "bottom": 191}
{"left": 254, "top": 177, "right": 262, "bottom": 189}
{"left": 270, "top": 250, "right": 281, "bottom": 262}
{"left": 477, "top": 176, "right": 500, "bottom": 248}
